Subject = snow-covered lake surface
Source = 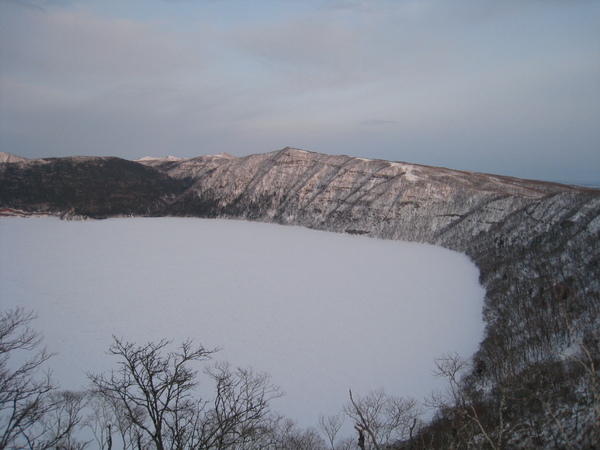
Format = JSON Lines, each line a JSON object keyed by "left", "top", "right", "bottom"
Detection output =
{"left": 0, "top": 217, "right": 485, "bottom": 430}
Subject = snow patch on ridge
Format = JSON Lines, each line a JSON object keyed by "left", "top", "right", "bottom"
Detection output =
{"left": 136, "top": 155, "right": 183, "bottom": 162}
{"left": 390, "top": 161, "right": 421, "bottom": 181}
{"left": 0, "top": 151, "right": 28, "bottom": 163}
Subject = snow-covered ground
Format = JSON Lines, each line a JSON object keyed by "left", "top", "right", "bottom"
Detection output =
{"left": 0, "top": 217, "right": 484, "bottom": 430}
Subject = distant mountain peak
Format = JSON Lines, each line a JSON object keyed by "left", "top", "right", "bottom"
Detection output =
{"left": 276, "top": 146, "right": 313, "bottom": 155}
{"left": 0, "top": 152, "right": 28, "bottom": 163}
{"left": 212, "top": 152, "right": 237, "bottom": 160}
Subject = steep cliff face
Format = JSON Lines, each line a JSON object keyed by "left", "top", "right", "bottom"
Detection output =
{"left": 150, "top": 147, "right": 591, "bottom": 244}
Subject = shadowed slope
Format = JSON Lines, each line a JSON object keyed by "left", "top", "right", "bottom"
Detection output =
{"left": 0, "top": 155, "right": 190, "bottom": 218}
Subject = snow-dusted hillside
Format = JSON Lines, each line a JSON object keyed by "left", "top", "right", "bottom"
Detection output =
{"left": 0, "top": 151, "right": 28, "bottom": 163}
{"left": 147, "top": 147, "right": 595, "bottom": 247}
{"left": 0, "top": 217, "right": 485, "bottom": 432}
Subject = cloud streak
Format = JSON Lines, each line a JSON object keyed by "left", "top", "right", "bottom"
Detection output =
{"left": 360, "top": 120, "right": 397, "bottom": 126}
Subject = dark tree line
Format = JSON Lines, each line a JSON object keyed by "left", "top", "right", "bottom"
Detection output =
{"left": 0, "top": 158, "right": 190, "bottom": 219}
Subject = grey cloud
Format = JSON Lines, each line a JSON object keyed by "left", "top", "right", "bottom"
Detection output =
{"left": 226, "top": 11, "right": 442, "bottom": 94}
{"left": 2, "top": 9, "right": 205, "bottom": 79}
{"left": 0, "top": 7, "right": 235, "bottom": 159}
{"left": 360, "top": 120, "right": 397, "bottom": 126}
{"left": 3, "top": 0, "right": 71, "bottom": 11}
{"left": 3, "top": 0, "right": 46, "bottom": 11}
{"left": 326, "top": 0, "right": 375, "bottom": 13}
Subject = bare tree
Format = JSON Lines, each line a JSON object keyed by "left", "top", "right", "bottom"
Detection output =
{"left": 87, "top": 337, "right": 288, "bottom": 450}
{"left": 87, "top": 336, "right": 218, "bottom": 450}
{"left": 198, "top": 361, "right": 284, "bottom": 449}
{"left": 84, "top": 390, "right": 150, "bottom": 450}
{"left": 345, "top": 389, "right": 422, "bottom": 450}
{"left": 272, "top": 418, "right": 328, "bottom": 450}
{"left": 0, "top": 307, "right": 55, "bottom": 449}
{"left": 27, "top": 390, "right": 90, "bottom": 449}
{"left": 545, "top": 306, "right": 600, "bottom": 448}
{"left": 427, "top": 351, "right": 507, "bottom": 450}
{"left": 317, "top": 413, "right": 344, "bottom": 450}
{"left": 83, "top": 393, "right": 116, "bottom": 450}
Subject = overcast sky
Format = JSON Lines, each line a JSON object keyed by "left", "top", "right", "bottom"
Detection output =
{"left": 1, "top": 0, "right": 598, "bottom": 183}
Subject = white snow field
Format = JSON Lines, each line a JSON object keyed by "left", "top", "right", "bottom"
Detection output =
{"left": 0, "top": 217, "right": 485, "bottom": 430}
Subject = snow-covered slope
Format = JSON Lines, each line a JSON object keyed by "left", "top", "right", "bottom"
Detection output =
{"left": 0, "top": 151, "right": 28, "bottom": 163}
{"left": 135, "top": 155, "right": 183, "bottom": 162}
{"left": 141, "top": 147, "right": 598, "bottom": 314}
{"left": 151, "top": 147, "right": 590, "bottom": 245}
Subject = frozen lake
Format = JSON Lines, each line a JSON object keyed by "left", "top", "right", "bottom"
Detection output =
{"left": 0, "top": 217, "right": 485, "bottom": 430}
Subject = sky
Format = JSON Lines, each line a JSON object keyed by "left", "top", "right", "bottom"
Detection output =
{"left": 0, "top": 0, "right": 598, "bottom": 183}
